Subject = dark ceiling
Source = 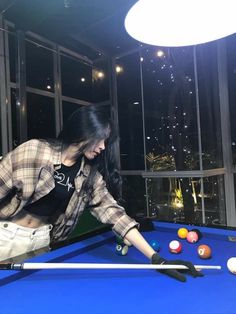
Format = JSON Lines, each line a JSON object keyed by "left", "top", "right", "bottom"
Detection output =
{"left": 1, "top": 0, "right": 141, "bottom": 59}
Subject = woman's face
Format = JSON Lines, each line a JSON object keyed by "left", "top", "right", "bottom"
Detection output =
{"left": 83, "top": 139, "right": 106, "bottom": 160}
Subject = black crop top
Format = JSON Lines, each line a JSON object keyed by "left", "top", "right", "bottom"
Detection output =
{"left": 24, "top": 159, "right": 82, "bottom": 217}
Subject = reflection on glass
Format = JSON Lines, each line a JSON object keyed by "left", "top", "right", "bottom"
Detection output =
{"left": 122, "top": 175, "right": 146, "bottom": 218}
{"left": 92, "top": 58, "right": 110, "bottom": 102}
{"left": 9, "top": 33, "right": 17, "bottom": 83}
{"left": 147, "top": 175, "right": 226, "bottom": 226}
{"left": 26, "top": 41, "right": 54, "bottom": 92}
{"left": 201, "top": 175, "right": 226, "bottom": 226}
{"left": 117, "top": 52, "right": 145, "bottom": 170}
{"left": 10, "top": 88, "right": 18, "bottom": 148}
{"left": 0, "top": 96, "right": 1, "bottom": 157}
{"left": 62, "top": 101, "right": 82, "bottom": 123}
{"left": 227, "top": 34, "right": 236, "bottom": 165}
{"left": 142, "top": 47, "right": 199, "bottom": 171}
{"left": 27, "top": 93, "right": 56, "bottom": 139}
{"left": 61, "top": 55, "right": 92, "bottom": 100}
{"left": 196, "top": 42, "right": 223, "bottom": 169}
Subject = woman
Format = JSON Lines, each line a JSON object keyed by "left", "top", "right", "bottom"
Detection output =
{"left": 0, "top": 105, "right": 202, "bottom": 281}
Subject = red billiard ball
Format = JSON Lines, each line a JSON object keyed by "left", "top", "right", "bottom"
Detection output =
{"left": 186, "top": 231, "right": 198, "bottom": 243}
{"left": 169, "top": 240, "right": 182, "bottom": 254}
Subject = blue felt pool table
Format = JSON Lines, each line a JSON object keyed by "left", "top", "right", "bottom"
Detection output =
{"left": 0, "top": 221, "right": 236, "bottom": 314}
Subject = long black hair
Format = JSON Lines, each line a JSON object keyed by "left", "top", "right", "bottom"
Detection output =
{"left": 57, "top": 105, "right": 122, "bottom": 203}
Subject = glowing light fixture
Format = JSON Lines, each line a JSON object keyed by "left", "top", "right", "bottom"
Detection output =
{"left": 115, "top": 65, "right": 123, "bottom": 73}
{"left": 124, "top": 0, "right": 236, "bottom": 47}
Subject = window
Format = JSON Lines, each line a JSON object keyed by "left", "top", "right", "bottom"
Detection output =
{"left": 227, "top": 34, "right": 236, "bottom": 166}
{"left": 117, "top": 52, "right": 144, "bottom": 170}
{"left": 62, "top": 101, "right": 82, "bottom": 123}
{"left": 61, "top": 55, "right": 92, "bottom": 101}
{"left": 142, "top": 47, "right": 199, "bottom": 171}
{"left": 92, "top": 58, "right": 110, "bottom": 102}
{"left": 196, "top": 42, "right": 223, "bottom": 169}
{"left": 26, "top": 40, "right": 54, "bottom": 92}
{"left": 27, "top": 93, "right": 56, "bottom": 139}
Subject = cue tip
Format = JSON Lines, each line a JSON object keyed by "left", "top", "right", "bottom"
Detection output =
{"left": 0, "top": 263, "right": 22, "bottom": 270}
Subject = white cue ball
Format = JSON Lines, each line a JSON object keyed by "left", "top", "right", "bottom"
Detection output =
{"left": 227, "top": 257, "right": 236, "bottom": 274}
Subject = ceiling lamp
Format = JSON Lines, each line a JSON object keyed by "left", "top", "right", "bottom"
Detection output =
{"left": 124, "top": 0, "right": 236, "bottom": 47}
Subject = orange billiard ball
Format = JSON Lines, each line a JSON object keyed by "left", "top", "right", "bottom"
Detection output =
{"left": 177, "top": 227, "right": 188, "bottom": 239}
{"left": 197, "top": 244, "right": 212, "bottom": 259}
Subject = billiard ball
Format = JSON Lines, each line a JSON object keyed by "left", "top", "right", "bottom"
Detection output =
{"left": 227, "top": 257, "right": 236, "bottom": 274}
{"left": 177, "top": 227, "right": 188, "bottom": 239}
{"left": 186, "top": 231, "right": 198, "bottom": 243}
{"left": 197, "top": 244, "right": 212, "bottom": 259}
{"left": 150, "top": 240, "right": 160, "bottom": 252}
{"left": 169, "top": 240, "right": 182, "bottom": 254}
{"left": 191, "top": 228, "right": 202, "bottom": 240}
{"left": 115, "top": 243, "right": 129, "bottom": 256}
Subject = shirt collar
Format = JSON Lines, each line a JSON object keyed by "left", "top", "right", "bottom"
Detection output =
{"left": 53, "top": 150, "right": 90, "bottom": 177}
{"left": 51, "top": 143, "right": 63, "bottom": 165}
{"left": 77, "top": 157, "right": 90, "bottom": 177}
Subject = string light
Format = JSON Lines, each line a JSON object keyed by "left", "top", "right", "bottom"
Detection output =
{"left": 116, "top": 66, "right": 123, "bottom": 74}
{"left": 156, "top": 50, "right": 164, "bottom": 57}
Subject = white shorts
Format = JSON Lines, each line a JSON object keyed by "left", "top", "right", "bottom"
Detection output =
{"left": 0, "top": 221, "right": 52, "bottom": 262}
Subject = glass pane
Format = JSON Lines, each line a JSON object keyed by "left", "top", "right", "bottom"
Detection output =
{"left": 200, "top": 175, "right": 226, "bottom": 226}
{"left": 61, "top": 55, "right": 92, "bottom": 101}
{"left": 9, "top": 33, "right": 17, "bottom": 83}
{"left": 196, "top": 42, "right": 223, "bottom": 169}
{"left": 227, "top": 34, "right": 236, "bottom": 165}
{"left": 10, "top": 88, "right": 18, "bottom": 148}
{"left": 27, "top": 93, "right": 56, "bottom": 139}
{"left": 147, "top": 175, "right": 226, "bottom": 226}
{"left": 0, "top": 97, "right": 1, "bottom": 158}
{"left": 26, "top": 40, "right": 54, "bottom": 92}
{"left": 92, "top": 58, "right": 110, "bottom": 102}
{"left": 122, "top": 175, "right": 146, "bottom": 218}
{"left": 142, "top": 47, "right": 199, "bottom": 171}
{"left": 62, "top": 101, "right": 82, "bottom": 124}
{"left": 147, "top": 177, "right": 195, "bottom": 223}
{"left": 117, "top": 52, "right": 144, "bottom": 170}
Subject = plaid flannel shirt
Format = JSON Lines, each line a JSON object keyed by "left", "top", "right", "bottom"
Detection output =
{"left": 0, "top": 139, "right": 138, "bottom": 242}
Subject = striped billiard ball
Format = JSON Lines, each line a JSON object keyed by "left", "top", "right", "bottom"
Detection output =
{"left": 115, "top": 243, "right": 129, "bottom": 256}
{"left": 169, "top": 240, "right": 182, "bottom": 254}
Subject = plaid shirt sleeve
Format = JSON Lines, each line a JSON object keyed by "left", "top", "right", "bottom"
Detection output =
{"left": 0, "top": 152, "right": 13, "bottom": 200}
{"left": 89, "top": 172, "right": 139, "bottom": 238}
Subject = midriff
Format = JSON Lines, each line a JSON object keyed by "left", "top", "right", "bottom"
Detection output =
{"left": 10, "top": 208, "right": 48, "bottom": 228}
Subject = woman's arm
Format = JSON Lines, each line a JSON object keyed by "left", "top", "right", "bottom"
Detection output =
{"left": 124, "top": 228, "right": 156, "bottom": 259}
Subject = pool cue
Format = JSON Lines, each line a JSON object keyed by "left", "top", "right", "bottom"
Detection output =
{"left": 0, "top": 263, "right": 221, "bottom": 271}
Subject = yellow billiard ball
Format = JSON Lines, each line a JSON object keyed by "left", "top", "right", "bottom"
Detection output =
{"left": 177, "top": 227, "right": 188, "bottom": 239}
